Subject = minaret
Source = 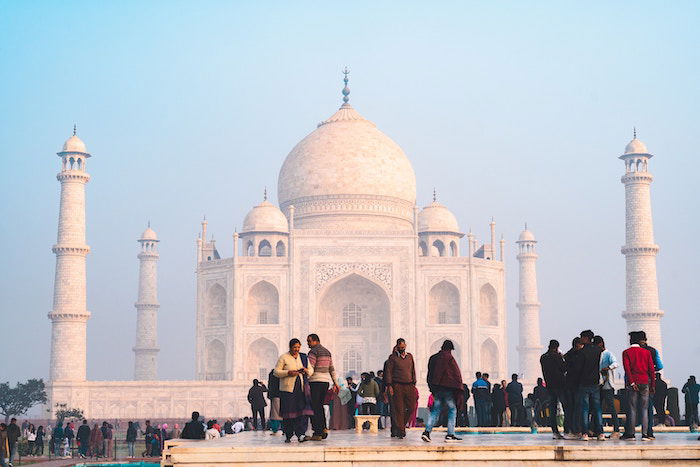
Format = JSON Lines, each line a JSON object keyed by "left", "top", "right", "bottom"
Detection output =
{"left": 516, "top": 226, "right": 543, "bottom": 384}
{"left": 49, "top": 127, "right": 91, "bottom": 381}
{"left": 133, "top": 223, "right": 160, "bottom": 380}
{"left": 620, "top": 131, "right": 664, "bottom": 355}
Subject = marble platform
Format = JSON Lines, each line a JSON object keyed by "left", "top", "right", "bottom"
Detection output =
{"left": 162, "top": 429, "right": 700, "bottom": 466}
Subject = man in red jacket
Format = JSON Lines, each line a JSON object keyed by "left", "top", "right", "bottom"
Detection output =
{"left": 622, "top": 331, "right": 656, "bottom": 441}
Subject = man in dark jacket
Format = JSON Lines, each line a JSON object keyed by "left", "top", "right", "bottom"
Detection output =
{"left": 247, "top": 379, "right": 268, "bottom": 430}
{"left": 6, "top": 418, "right": 20, "bottom": 465}
{"left": 576, "top": 330, "right": 603, "bottom": 440}
{"left": 180, "top": 412, "right": 205, "bottom": 440}
{"left": 506, "top": 374, "right": 524, "bottom": 426}
{"left": 51, "top": 422, "right": 64, "bottom": 458}
{"left": 76, "top": 420, "right": 90, "bottom": 458}
{"left": 654, "top": 373, "right": 668, "bottom": 426}
{"left": 385, "top": 338, "right": 416, "bottom": 439}
{"left": 564, "top": 337, "right": 583, "bottom": 437}
{"left": 682, "top": 376, "right": 700, "bottom": 426}
{"left": 491, "top": 384, "right": 507, "bottom": 427}
{"left": 540, "top": 339, "right": 566, "bottom": 438}
{"left": 421, "top": 340, "right": 463, "bottom": 442}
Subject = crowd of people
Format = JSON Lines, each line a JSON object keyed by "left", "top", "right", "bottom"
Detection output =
{"left": 0, "top": 330, "right": 698, "bottom": 465}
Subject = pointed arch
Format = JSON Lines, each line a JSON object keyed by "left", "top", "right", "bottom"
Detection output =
{"left": 449, "top": 240, "right": 458, "bottom": 257}
{"left": 429, "top": 280, "right": 460, "bottom": 324}
{"left": 418, "top": 241, "right": 428, "bottom": 257}
{"left": 247, "top": 280, "right": 279, "bottom": 324}
{"left": 206, "top": 284, "right": 226, "bottom": 326}
{"left": 276, "top": 240, "right": 286, "bottom": 257}
{"left": 258, "top": 239, "right": 272, "bottom": 257}
{"left": 246, "top": 241, "right": 254, "bottom": 257}
{"left": 431, "top": 239, "right": 445, "bottom": 257}
{"left": 480, "top": 338, "right": 499, "bottom": 375}
{"left": 247, "top": 338, "right": 278, "bottom": 381}
{"left": 319, "top": 273, "right": 390, "bottom": 377}
{"left": 479, "top": 283, "right": 498, "bottom": 326}
{"left": 206, "top": 339, "right": 225, "bottom": 380}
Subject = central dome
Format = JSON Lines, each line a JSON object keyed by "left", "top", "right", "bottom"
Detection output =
{"left": 278, "top": 102, "right": 417, "bottom": 230}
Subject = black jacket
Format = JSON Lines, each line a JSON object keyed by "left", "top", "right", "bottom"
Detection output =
{"left": 6, "top": 423, "right": 20, "bottom": 444}
{"left": 540, "top": 350, "right": 566, "bottom": 390}
{"left": 248, "top": 384, "right": 268, "bottom": 410}
{"left": 578, "top": 343, "right": 603, "bottom": 386}
{"left": 180, "top": 420, "right": 205, "bottom": 440}
{"left": 126, "top": 426, "right": 137, "bottom": 442}
{"left": 491, "top": 387, "right": 506, "bottom": 410}
{"left": 506, "top": 381, "right": 523, "bottom": 405}
{"left": 564, "top": 347, "right": 582, "bottom": 389}
{"left": 267, "top": 370, "right": 281, "bottom": 399}
{"left": 76, "top": 424, "right": 90, "bottom": 442}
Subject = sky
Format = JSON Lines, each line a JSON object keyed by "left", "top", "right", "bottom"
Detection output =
{"left": 0, "top": 1, "right": 698, "bottom": 389}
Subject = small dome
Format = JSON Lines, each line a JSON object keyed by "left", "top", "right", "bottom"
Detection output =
{"left": 61, "top": 135, "right": 88, "bottom": 154}
{"left": 518, "top": 229, "right": 536, "bottom": 242}
{"left": 243, "top": 200, "right": 289, "bottom": 233}
{"left": 418, "top": 202, "right": 460, "bottom": 233}
{"left": 624, "top": 138, "right": 648, "bottom": 155}
{"left": 140, "top": 227, "right": 158, "bottom": 241}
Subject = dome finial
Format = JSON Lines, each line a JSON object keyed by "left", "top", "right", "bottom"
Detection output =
{"left": 633, "top": 126, "right": 637, "bottom": 139}
{"left": 342, "top": 67, "right": 350, "bottom": 104}
{"left": 525, "top": 222, "right": 528, "bottom": 230}
{"left": 433, "top": 187, "right": 437, "bottom": 203}
{"left": 73, "top": 124, "right": 77, "bottom": 136}
{"left": 148, "top": 220, "right": 151, "bottom": 228}
{"left": 264, "top": 186, "right": 268, "bottom": 201}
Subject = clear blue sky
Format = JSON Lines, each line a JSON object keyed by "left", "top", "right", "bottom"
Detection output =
{"left": 1, "top": 1, "right": 697, "bottom": 387}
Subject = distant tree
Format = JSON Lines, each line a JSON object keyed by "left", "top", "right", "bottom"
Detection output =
{"left": 54, "top": 403, "right": 84, "bottom": 424}
{"left": 0, "top": 379, "right": 48, "bottom": 423}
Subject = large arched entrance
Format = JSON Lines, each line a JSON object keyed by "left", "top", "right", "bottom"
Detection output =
{"left": 318, "top": 274, "right": 391, "bottom": 379}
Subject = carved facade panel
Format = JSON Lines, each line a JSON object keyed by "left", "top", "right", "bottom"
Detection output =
{"left": 315, "top": 262, "right": 392, "bottom": 292}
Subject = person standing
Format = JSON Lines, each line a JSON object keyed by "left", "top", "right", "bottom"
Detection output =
{"left": 126, "top": 422, "right": 137, "bottom": 458}
{"left": 76, "top": 420, "right": 90, "bottom": 459}
{"left": 247, "top": 379, "right": 268, "bottom": 431}
{"left": 564, "top": 337, "right": 584, "bottom": 438}
{"left": 51, "top": 421, "right": 64, "bottom": 458}
{"left": 345, "top": 376, "right": 358, "bottom": 428}
{"left": 596, "top": 336, "right": 621, "bottom": 439}
{"left": 421, "top": 340, "right": 463, "bottom": 442}
{"left": 88, "top": 423, "right": 102, "bottom": 458}
{"left": 540, "top": 339, "right": 566, "bottom": 439}
{"left": 267, "top": 369, "right": 283, "bottom": 435}
{"left": 34, "top": 426, "right": 45, "bottom": 456}
{"left": 490, "top": 384, "right": 506, "bottom": 427}
{"left": 306, "top": 334, "right": 339, "bottom": 441}
{"left": 621, "top": 331, "right": 656, "bottom": 441}
{"left": 654, "top": 374, "right": 668, "bottom": 426}
{"left": 682, "top": 376, "right": 700, "bottom": 427}
{"left": 274, "top": 338, "right": 314, "bottom": 443}
{"left": 64, "top": 422, "right": 74, "bottom": 457}
{"left": 5, "top": 419, "right": 19, "bottom": 465}
{"left": 0, "top": 424, "right": 9, "bottom": 467}
{"left": 358, "top": 372, "right": 380, "bottom": 415}
{"left": 374, "top": 371, "right": 387, "bottom": 429}
{"left": 385, "top": 338, "right": 417, "bottom": 439}
{"left": 25, "top": 424, "right": 36, "bottom": 457}
{"left": 181, "top": 412, "right": 205, "bottom": 440}
{"left": 576, "top": 330, "right": 604, "bottom": 441}
{"left": 639, "top": 333, "right": 663, "bottom": 439}
{"left": 472, "top": 373, "right": 489, "bottom": 427}
{"left": 506, "top": 375, "right": 524, "bottom": 427}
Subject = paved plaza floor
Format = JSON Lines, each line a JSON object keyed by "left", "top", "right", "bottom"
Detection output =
{"left": 163, "top": 429, "right": 700, "bottom": 466}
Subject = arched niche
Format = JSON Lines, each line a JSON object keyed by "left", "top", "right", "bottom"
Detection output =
{"left": 247, "top": 280, "right": 279, "bottom": 324}
{"left": 429, "top": 280, "right": 460, "bottom": 324}
{"left": 206, "top": 284, "right": 226, "bottom": 326}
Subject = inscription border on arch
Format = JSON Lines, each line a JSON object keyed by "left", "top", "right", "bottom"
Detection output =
{"left": 314, "top": 263, "right": 392, "bottom": 293}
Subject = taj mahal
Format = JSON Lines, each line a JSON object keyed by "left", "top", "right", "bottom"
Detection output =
{"left": 45, "top": 73, "right": 664, "bottom": 419}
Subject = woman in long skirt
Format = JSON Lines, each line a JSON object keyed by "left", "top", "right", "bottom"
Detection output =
{"left": 273, "top": 338, "right": 314, "bottom": 443}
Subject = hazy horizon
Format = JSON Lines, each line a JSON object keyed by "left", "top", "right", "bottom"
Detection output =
{"left": 1, "top": 1, "right": 698, "bottom": 391}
